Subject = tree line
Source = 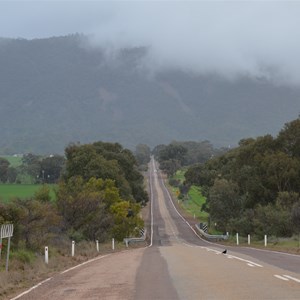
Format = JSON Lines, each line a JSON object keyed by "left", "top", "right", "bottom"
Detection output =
{"left": 0, "top": 142, "right": 148, "bottom": 251}
{"left": 0, "top": 153, "right": 65, "bottom": 184}
{"left": 184, "top": 118, "right": 300, "bottom": 238}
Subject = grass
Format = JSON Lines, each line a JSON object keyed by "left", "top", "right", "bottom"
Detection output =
{"left": 170, "top": 169, "right": 208, "bottom": 222}
{"left": 0, "top": 184, "right": 57, "bottom": 202}
{"left": 0, "top": 155, "right": 22, "bottom": 167}
{"left": 181, "top": 186, "right": 208, "bottom": 222}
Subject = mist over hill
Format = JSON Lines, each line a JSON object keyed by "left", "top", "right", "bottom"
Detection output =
{"left": 0, "top": 34, "right": 299, "bottom": 154}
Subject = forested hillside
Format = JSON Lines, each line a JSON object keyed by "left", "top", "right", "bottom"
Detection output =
{"left": 0, "top": 34, "right": 299, "bottom": 154}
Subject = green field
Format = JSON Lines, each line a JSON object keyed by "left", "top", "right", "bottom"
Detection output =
{"left": 0, "top": 155, "right": 23, "bottom": 167}
{"left": 0, "top": 184, "right": 56, "bottom": 202}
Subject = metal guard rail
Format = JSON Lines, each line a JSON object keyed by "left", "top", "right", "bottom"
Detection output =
{"left": 195, "top": 224, "right": 228, "bottom": 241}
{"left": 123, "top": 229, "right": 147, "bottom": 246}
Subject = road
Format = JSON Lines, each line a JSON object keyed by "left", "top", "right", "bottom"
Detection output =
{"left": 11, "top": 158, "right": 300, "bottom": 299}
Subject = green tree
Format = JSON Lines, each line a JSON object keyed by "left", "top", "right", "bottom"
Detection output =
{"left": 40, "top": 155, "right": 65, "bottom": 183}
{"left": 110, "top": 201, "right": 144, "bottom": 241}
{"left": 208, "top": 179, "right": 241, "bottom": 231}
{"left": 277, "top": 118, "right": 300, "bottom": 158}
{"left": 34, "top": 184, "right": 52, "bottom": 202}
{"left": 134, "top": 144, "right": 151, "bottom": 166}
{"left": 0, "top": 198, "right": 60, "bottom": 250}
{"left": 0, "top": 157, "right": 10, "bottom": 182}
{"left": 57, "top": 177, "right": 120, "bottom": 241}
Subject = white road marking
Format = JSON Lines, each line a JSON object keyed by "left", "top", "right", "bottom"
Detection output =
{"left": 247, "top": 263, "right": 255, "bottom": 267}
{"left": 283, "top": 275, "right": 300, "bottom": 283}
{"left": 274, "top": 275, "right": 289, "bottom": 281}
{"left": 60, "top": 254, "right": 111, "bottom": 274}
{"left": 10, "top": 277, "right": 53, "bottom": 300}
{"left": 226, "top": 254, "right": 263, "bottom": 267}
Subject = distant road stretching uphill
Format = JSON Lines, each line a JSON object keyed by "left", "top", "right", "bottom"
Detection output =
{"left": 11, "top": 158, "right": 300, "bottom": 299}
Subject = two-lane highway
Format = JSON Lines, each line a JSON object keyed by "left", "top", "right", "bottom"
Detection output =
{"left": 134, "top": 157, "right": 300, "bottom": 299}
{"left": 11, "top": 157, "right": 300, "bottom": 299}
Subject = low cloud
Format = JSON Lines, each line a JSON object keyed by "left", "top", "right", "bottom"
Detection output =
{"left": 1, "top": 1, "right": 300, "bottom": 85}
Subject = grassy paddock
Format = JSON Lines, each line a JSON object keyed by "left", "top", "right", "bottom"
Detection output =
{"left": 0, "top": 184, "right": 56, "bottom": 202}
{"left": 0, "top": 155, "right": 22, "bottom": 167}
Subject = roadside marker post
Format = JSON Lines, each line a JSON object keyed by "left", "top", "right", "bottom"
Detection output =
{"left": 45, "top": 247, "right": 49, "bottom": 264}
{"left": 96, "top": 240, "right": 99, "bottom": 252}
{"left": 248, "top": 234, "right": 251, "bottom": 245}
{"left": 264, "top": 235, "right": 267, "bottom": 247}
{"left": 72, "top": 241, "right": 75, "bottom": 257}
{"left": 112, "top": 238, "right": 115, "bottom": 251}
{"left": 236, "top": 233, "right": 239, "bottom": 245}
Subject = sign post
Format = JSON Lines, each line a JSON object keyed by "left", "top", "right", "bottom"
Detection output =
{"left": 0, "top": 224, "right": 14, "bottom": 272}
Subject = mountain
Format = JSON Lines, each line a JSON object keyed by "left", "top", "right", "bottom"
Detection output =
{"left": 0, "top": 34, "right": 299, "bottom": 154}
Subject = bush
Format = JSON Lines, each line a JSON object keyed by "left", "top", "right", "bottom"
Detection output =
{"left": 11, "top": 249, "right": 35, "bottom": 264}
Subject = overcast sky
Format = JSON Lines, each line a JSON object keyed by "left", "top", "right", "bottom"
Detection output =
{"left": 1, "top": 1, "right": 300, "bottom": 85}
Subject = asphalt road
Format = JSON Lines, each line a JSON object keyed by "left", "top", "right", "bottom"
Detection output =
{"left": 134, "top": 158, "right": 300, "bottom": 299}
{"left": 11, "top": 158, "right": 300, "bottom": 299}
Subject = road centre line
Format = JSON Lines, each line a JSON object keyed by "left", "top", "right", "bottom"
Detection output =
{"left": 274, "top": 275, "right": 290, "bottom": 281}
{"left": 283, "top": 275, "right": 300, "bottom": 283}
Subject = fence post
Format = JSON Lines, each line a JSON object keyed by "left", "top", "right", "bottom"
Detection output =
{"left": 45, "top": 247, "right": 49, "bottom": 264}
{"left": 72, "top": 240, "right": 75, "bottom": 257}
{"left": 248, "top": 234, "right": 250, "bottom": 245}
{"left": 236, "top": 233, "right": 239, "bottom": 245}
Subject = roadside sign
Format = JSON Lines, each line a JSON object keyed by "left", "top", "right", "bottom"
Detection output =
{"left": 0, "top": 224, "right": 14, "bottom": 238}
{"left": 0, "top": 224, "right": 14, "bottom": 271}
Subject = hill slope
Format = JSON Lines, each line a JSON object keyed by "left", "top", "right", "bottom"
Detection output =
{"left": 0, "top": 35, "right": 299, "bottom": 153}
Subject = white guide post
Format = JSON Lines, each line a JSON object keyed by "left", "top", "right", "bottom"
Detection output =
{"left": 264, "top": 235, "right": 267, "bottom": 247}
{"left": 96, "top": 240, "right": 99, "bottom": 252}
{"left": 72, "top": 241, "right": 75, "bottom": 257}
{"left": 248, "top": 234, "right": 251, "bottom": 245}
{"left": 236, "top": 233, "right": 239, "bottom": 245}
{"left": 45, "top": 247, "right": 49, "bottom": 264}
{"left": 112, "top": 238, "right": 115, "bottom": 250}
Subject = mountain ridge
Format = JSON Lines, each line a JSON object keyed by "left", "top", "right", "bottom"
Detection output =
{"left": 0, "top": 34, "right": 299, "bottom": 154}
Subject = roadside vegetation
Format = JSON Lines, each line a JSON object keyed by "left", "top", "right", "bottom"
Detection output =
{"left": 155, "top": 118, "right": 300, "bottom": 252}
{"left": 0, "top": 141, "right": 149, "bottom": 298}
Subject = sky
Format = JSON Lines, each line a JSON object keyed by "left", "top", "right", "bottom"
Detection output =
{"left": 1, "top": 1, "right": 300, "bottom": 85}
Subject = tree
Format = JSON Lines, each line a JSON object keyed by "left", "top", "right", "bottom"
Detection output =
{"left": 0, "top": 198, "right": 61, "bottom": 250}
{"left": 208, "top": 179, "right": 241, "bottom": 231}
{"left": 40, "top": 155, "right": 65, "bottom": 183}
{"left": 34, "top": 184, "right": 52, "bottom": 202}
{"left": 110, "top": 201, "right": 144, "bottom": 241}
{"left": 277, "top": 118, "right": 300, "bottom": 158}
{"left": 0, "top": 157, "right": 10, "bottom": 182}
{"left": 7, "top": 166, "right": 18, "bottom": 183}
{"left": 64, "top": 142, "right": 148, "bottom": 203}
{"left": 22, "top": 153, "right": 41, "bottom": 181}
{"left": 134, "top": 144, "right": 151, "bottom": 166}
